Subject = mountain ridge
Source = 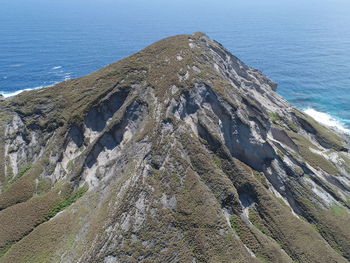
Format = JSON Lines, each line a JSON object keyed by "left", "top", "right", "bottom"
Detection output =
{"left": 0, "top": 32, "right": 349, "bottom": 263}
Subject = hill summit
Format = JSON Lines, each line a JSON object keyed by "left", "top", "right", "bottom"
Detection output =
{"left": 0, "top": 33, "right": 349, "bottom": 263}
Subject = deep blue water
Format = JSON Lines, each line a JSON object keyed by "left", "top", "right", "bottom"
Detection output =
{"left": 1, "top": 0, "right": 350, "bottom": 129}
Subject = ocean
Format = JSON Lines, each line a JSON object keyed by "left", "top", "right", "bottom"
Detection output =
{"left": 1, "top": 0, "right": 350, "bottom": 132}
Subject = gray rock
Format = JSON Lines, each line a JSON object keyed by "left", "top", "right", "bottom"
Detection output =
{"left": 0, "top": 33, "right": 349, "bottom": 263}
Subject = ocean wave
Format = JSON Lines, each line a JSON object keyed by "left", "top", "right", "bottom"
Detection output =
{"left": 9, "top": 64, "right": 23, "bottom": 68}
{"left": 64, "top": 72, "right": 72, "bottom": 80}
{"left": 52, "top": 66, "right": 62, "bottom": 70}
{"left": 1, "top": 73, "right": 72, "bottom": 98}
{"left": 0, "top": 86, "right": 44, "bottom": 98}
{"left": 303, "top": 108, "right": 350, "bottom": 134}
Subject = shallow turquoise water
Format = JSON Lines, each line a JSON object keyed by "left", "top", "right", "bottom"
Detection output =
{"left": 1, "top": 0, "right": 350, "bottom": 128}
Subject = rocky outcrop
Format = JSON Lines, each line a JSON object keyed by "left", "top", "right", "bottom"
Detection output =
{"left": 0, "top": 33, "right": 349, "bottom": 263}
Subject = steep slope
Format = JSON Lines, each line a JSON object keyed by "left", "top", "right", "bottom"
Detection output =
{"left": 0, "top": 32, "right": 349, "bottom": 263}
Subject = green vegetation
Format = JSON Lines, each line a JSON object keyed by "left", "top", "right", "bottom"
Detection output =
{"left": 35, "top": 177, "right": 52, "bottom": 195}
{"left": 276, "top": 149, "right": 284, "bottom": 158}
{"left": 330, "top": 205, "right": 346, "bottom": 215}
{"left": 0, "top": 243, "right": 13, "bottom": 258}
{"left": 269, "top": 112, "right": 298, "bottom": 132}
{"left": 253, "top": 170, "right": 269, "bottom": 189}
{"left": 0, "top": 155, "right": 56, "bottom": 210}
{"left": 249, "top": 207, "right": 270, "bottom": 235}
{"left": 290, "top": 191, "right": 350, "bottom": 260}
{"left": 287, "top": 131, "right": 338, "bottom": 175}
{"left": 256, "top": 254, "right": 269, "bottom": 263}
{"left": 2, "top": 163, "right": 32, "bottom": 192}
{"left": 286, "top": 120, "right": 298, "bottom": 132}
{"left": 300, "top": 147, "right": 338, "bottom": 175}
{"left": 66, "top": 160, "right": 74, "bottom": 172}
{"left": 340, "top": 153, "right": 350, "bottom": 173}
{"left": 17, "top": 163, "right": 32, "bottom": 179}
{"left": 276, "top": 197, "right": 288, "bottom": 208}
{"left": 229, "top": 212, "right": 292, "bottom": 263}
{"left": 292, "top": 109, "right": 344, "bottom": 150}
{"left": 0, "top": 187, "right": 64, "bottom": 257}
{"left": 0, "top": 33, "right": 349, "bottom": 263}
{"left": 230, "top": 215, "right": 239, "bottom": 233}
{"left": 269, "top": 112, "right": 282, "bottom": 125}
{"left": 213, "top": 155, "right": 222, "bottom": 168}
{"left": 45, "top": 185, "right": 88, "bottom": 220}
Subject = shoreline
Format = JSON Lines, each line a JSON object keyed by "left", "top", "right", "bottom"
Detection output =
{"left": 303, "top": 108, "right": 350, "bottom": 135}
{"left": 0, "top": 81, "right": 64, "bottom": 99}
{"left": 1, "top": 86, "right": 44, "bottom": 98}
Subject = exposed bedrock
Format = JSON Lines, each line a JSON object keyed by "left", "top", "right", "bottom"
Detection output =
{"left": 0, "top": 33, "right": 349, "bottom": 263}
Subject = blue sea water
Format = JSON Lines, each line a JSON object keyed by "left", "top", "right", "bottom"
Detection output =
{"left": 1, "top": 0, "right": 350, "bottom": 130}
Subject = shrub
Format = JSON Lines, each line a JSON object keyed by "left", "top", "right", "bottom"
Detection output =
{"left": 45, "top": 184, "right": 88, "bottom": 220}
{"left": 229, "top": 215, "right": 239, "bottom": 233}
{"left": 17, "top": 163, "right": 32, "bottom": 178}
{"left": 269, "top": 112, "right": 282, "bottom": 124}
{"left": 0, "top": 243, "right": 13, "bottom": 258}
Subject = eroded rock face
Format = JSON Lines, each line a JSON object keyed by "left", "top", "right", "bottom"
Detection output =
{"left": 0, "top": 33, "right": 349, "bottom": 263}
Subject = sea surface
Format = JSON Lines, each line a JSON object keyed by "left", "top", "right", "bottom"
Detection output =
{"left": 1, "top": 0, "right": 350, "bottom": 131}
